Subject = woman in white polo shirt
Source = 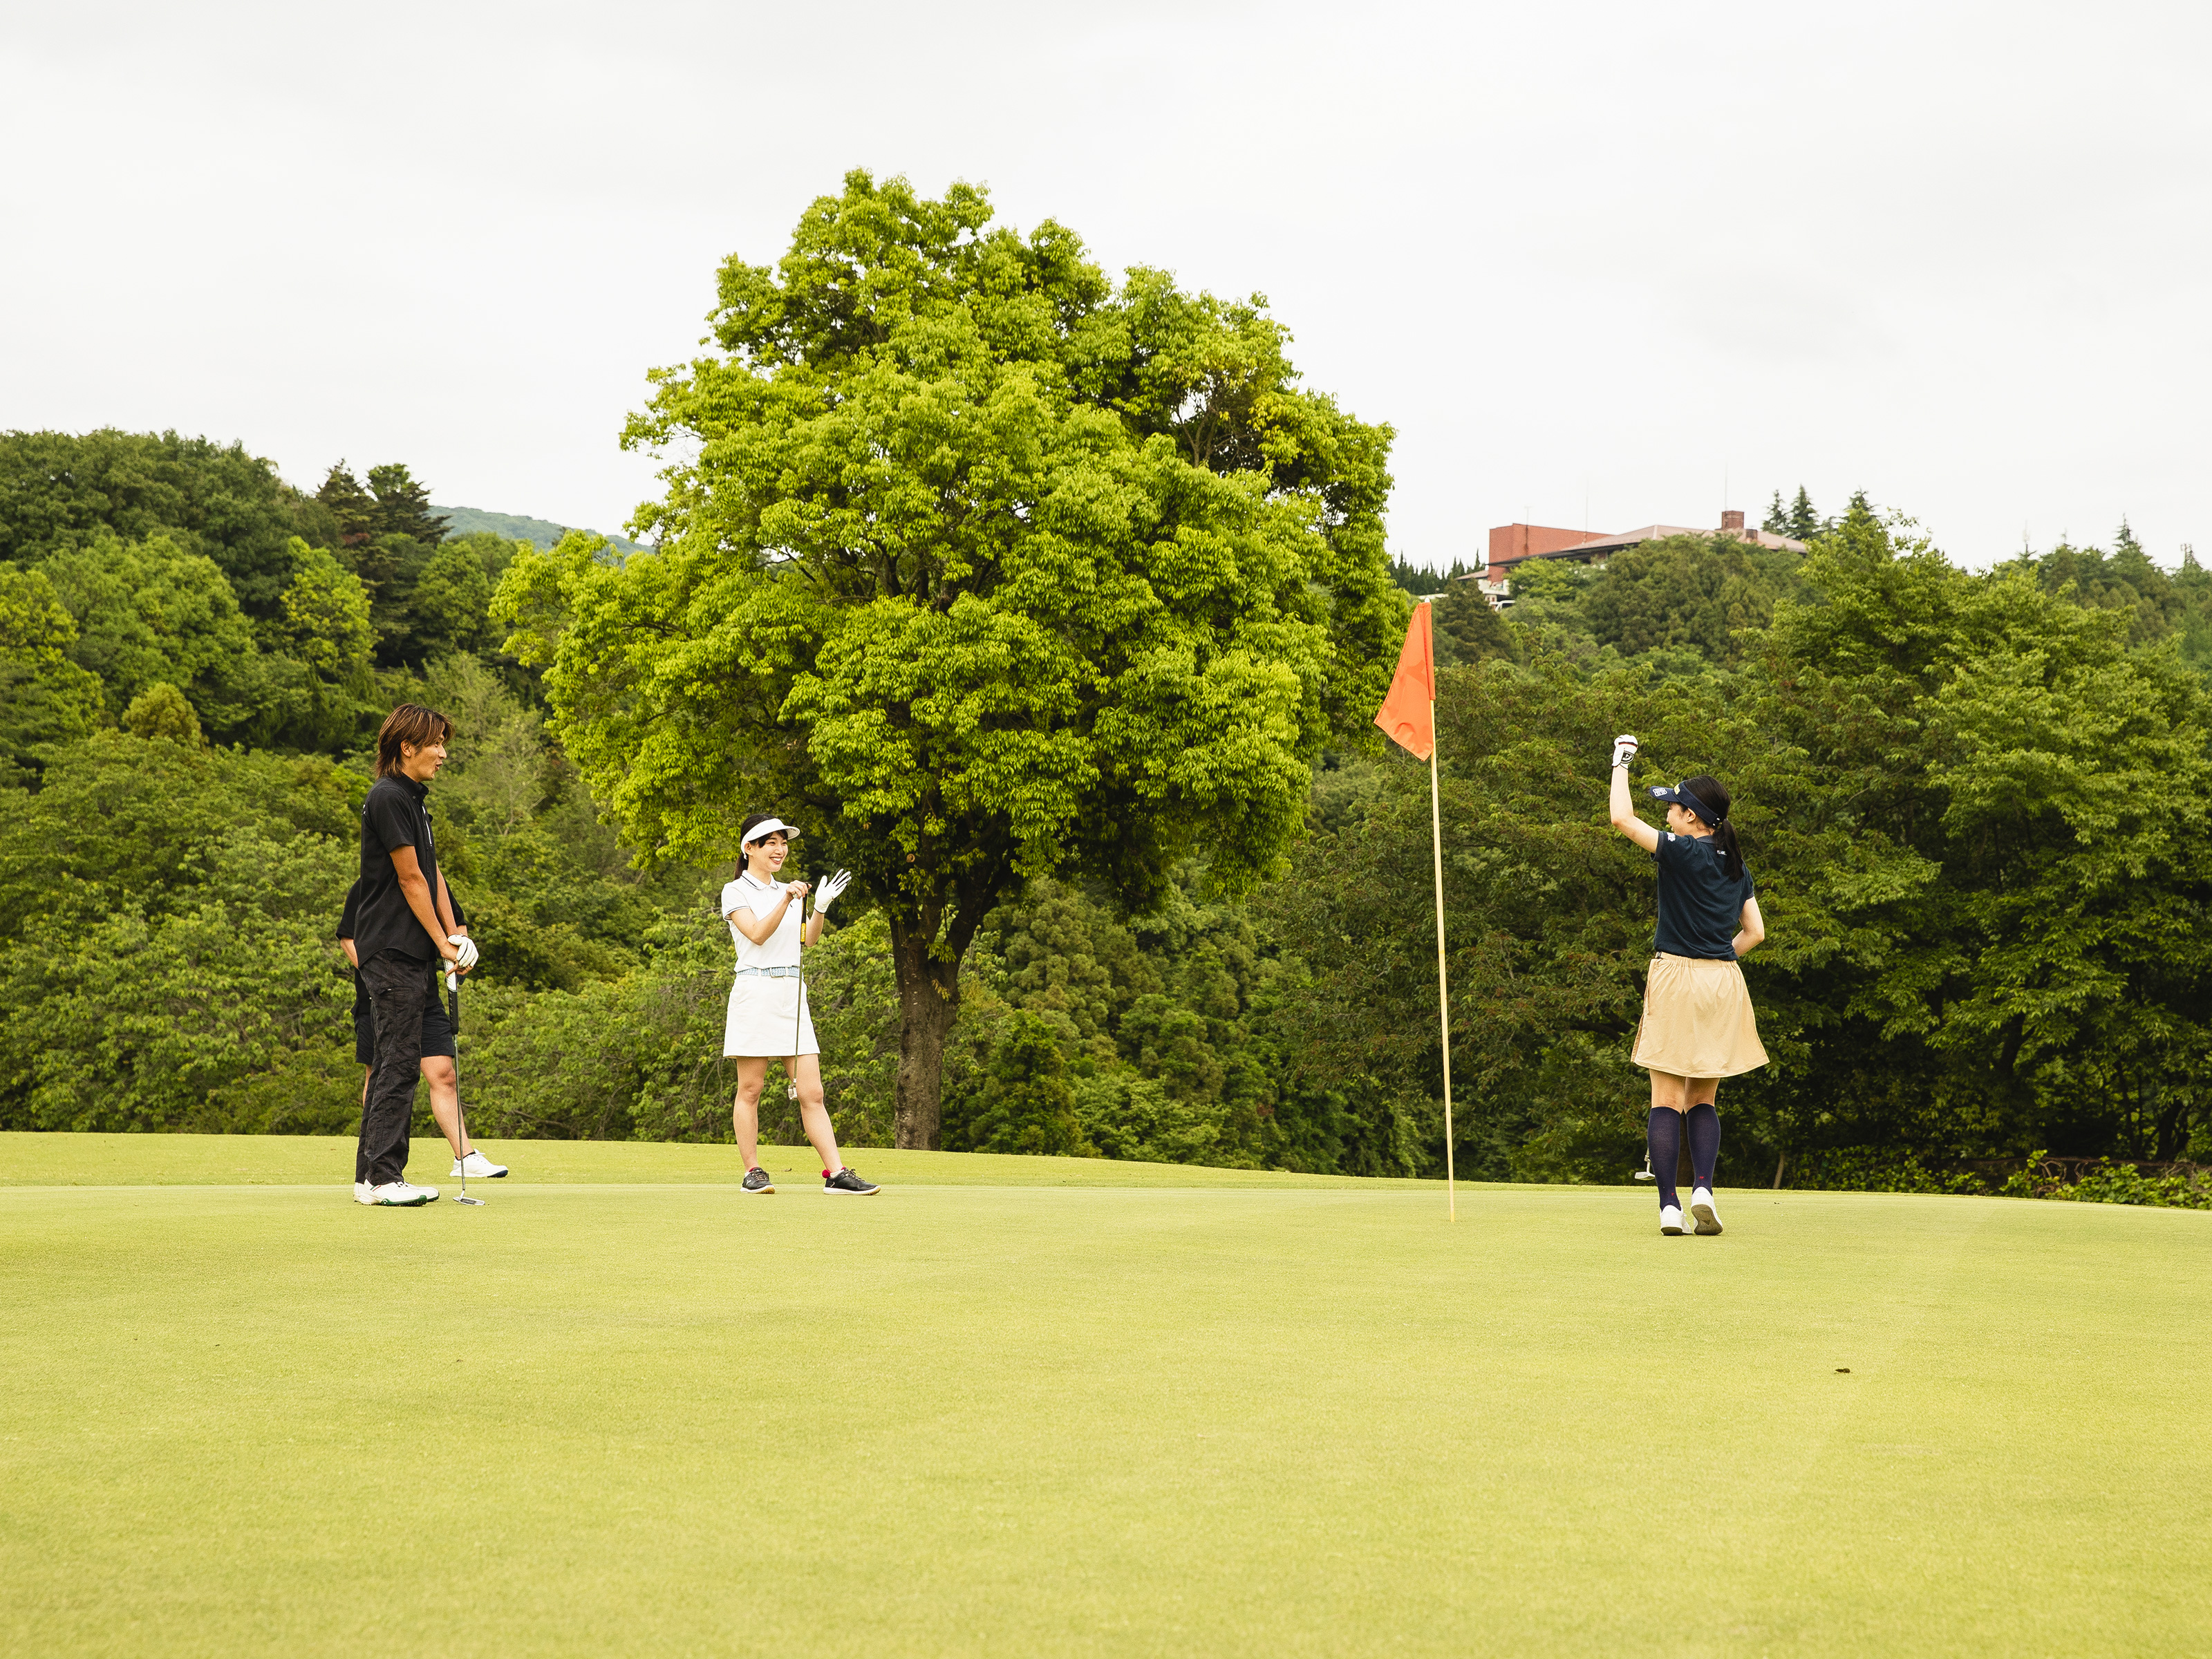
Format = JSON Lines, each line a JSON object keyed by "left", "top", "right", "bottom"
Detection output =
{"left": 722, "top": 813, "right": 879, "bottom": 1195}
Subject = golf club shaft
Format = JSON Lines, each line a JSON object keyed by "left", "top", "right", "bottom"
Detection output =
{"left": 447, "top": 972, "right": 478, "bottom": 1203}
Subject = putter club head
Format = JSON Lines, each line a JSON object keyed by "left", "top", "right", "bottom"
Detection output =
{"left": 454, "top": 1194, "right": 485, "bottom": 1205}
{"left": 1633, "top": 1170, "right": 1656, "bottom": 1182}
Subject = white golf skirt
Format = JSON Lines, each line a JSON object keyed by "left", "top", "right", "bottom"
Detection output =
{"left": 723, "top": 974, "right": 818, "bottom": 1059}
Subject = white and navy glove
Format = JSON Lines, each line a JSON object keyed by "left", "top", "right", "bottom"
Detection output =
{"left": 447, "top": 933, "right": 480, "bottom": 972}
{"left": 814, "top": 870, "right": 852, "bottom": 912}
{"left": 1611, "top": 733, "right": 1640, "bottom": 769}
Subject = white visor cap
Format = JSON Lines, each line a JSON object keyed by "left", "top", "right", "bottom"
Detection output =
{"left": 741, "top": 816, "right": 799, "bottom": 847}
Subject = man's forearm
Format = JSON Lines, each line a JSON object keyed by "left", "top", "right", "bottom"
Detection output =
{"left": 397, "top": 872, "right": 451, "bottom": 958}
{"left": 433, "top": 872, "right": 458, "bottom": 939}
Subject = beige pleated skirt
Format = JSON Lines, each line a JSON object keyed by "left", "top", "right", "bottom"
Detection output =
{"left": 1631, "top": 954, "right": 1768, "bottom": 1079}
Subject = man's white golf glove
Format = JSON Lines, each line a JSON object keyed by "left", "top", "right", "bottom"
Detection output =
{"left": 814, "top": 870, "right": 852, "bottom": 912}
{"left": 1611, "top": 733, "right": 1640, "bottom": 769}
{"left": 448, "top": 933, "right": 480, "bottom": 972}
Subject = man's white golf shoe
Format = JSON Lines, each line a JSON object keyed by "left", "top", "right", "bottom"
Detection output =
{"left": 451, "top": 1151, "right": 507, "bottom": 1179}
{"left": 353, "top": 1181, "right": 373, "bottom": 1205}
{"left": 370, "top": 1180, "right": 438, "bottom": 1206}
{"left": 1691, "top": 1187, "right": 1724, "bottom": 1235}
{"left": 1660, "top": 1204, "right": 1688, "bottom": 1235}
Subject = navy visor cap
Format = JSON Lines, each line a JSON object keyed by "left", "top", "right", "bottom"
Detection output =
{"left": 1647, "top": 782, "right": 1723, "bottom": 826}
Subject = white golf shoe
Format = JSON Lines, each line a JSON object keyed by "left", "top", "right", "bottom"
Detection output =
{"left": 370, "top": 1181, "right": 438, "bottom": 1206}
{"left": 353, "top": 1181, "right": 374, "bottom": 1205}
{"left": 1660, "top": 1204, "right": 1688, "bottom": 1235}
{"left": 450, "top": 1151, "right": 507, "bottom": 1179}
{"left": 1691, "top": 1188, "right": 1723, "bottom": 1235}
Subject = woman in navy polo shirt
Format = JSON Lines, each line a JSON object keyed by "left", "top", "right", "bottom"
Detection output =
{"left": 1607, "top": 735, "right": 1767, "bottom": 1237}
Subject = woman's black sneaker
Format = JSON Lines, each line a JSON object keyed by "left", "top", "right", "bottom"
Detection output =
{"left": 823, "top": 1167, "right": 879, "bottom": 1195}
{"left": 741, "top": 1168, "right": 775, "bottom": 1194}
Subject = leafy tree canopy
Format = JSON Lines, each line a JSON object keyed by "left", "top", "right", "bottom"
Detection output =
{"left": 39, "top": 533, "right": 270, "bottom": 736}
{"left": 498, "top": 169, "right": 1400, "bottom": 1145}
{"left": 366, "top": 463, "right": 451, "bottom": 547}
{"left": 0, "top": 563, "right": 105, "bottom": 777}
{"left": 0, "top": 428, "right": 312, "bottom": 615}
{"left": 1580, "top": 534, "right": 1783, "bottom": 662}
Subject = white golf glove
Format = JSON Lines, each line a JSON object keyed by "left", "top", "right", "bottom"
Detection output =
{"left": 447, "top": 933, "right": 479, "bottom": 972}
{"left": 1611, "top": 733, "right": 1640, "bottom": 769}
{"left": 814, "top": 870, "right": 852, "bottom": 912}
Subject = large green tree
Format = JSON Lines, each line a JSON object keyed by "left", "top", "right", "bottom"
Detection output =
{"left": 497, "top": 170, "right": 1398, "bottom": 1146}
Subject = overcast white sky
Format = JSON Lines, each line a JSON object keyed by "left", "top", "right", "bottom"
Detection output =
{"left": 5, "top": 1, "right": 2206, "bottom": 570}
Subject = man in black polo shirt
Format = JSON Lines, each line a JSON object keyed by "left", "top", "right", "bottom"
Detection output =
{"left": 339, "top": 882, "right": 505, "bottom": 1199}
{"left": 353, "top": 702, "right": 479, "bottom": 1207}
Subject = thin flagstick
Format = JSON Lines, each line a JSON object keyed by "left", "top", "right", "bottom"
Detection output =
{"left": 1425, "top": 606, "right": 1454, "bottom": 1222}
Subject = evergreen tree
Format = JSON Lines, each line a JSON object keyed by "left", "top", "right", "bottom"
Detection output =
{"left": 1389, "top": 555, "right": 1447, "bottom": 595}
{"left": 1432, "top": 585, "right": 1512, "bottom": 666}
{"left": 1785, "top": 485, "right": 1819, "bottom": 543}
{"left": 355, "top": 534, "right": 431, "bottom": 665}
{"left": 1763, "top": 491, "right": 1788, "bottom": 536}
{"left": 366, "top": 463, "right": 451, "bottom": 545}
{"left": 315, "top": 465, "right": 378, "bottom": 547}
{"left": 2115, "top": 516, "right": 2144, "bottom": 559}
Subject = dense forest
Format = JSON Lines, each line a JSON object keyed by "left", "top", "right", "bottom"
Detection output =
{"left": 3, "top": 429, "right": 2208, "bottom": 1202}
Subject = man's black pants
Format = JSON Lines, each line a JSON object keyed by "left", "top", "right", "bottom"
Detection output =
{"left": 357, "top": 950, "right": 433, "bottom": 1186}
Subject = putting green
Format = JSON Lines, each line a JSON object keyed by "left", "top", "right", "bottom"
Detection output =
{"left": 3, "top": 1137, "right": 2207, "bottom": 1656}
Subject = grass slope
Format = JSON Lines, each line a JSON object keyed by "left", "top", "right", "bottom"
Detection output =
{"left": 3, "top": 1140, "right": 2208, "bottom": 1656}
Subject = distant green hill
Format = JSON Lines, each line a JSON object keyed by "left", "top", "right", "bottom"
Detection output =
{"left": 435, "top": 504, "right": 645, "bottom": 555}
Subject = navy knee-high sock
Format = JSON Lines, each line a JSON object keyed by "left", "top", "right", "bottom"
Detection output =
{"left": 1647, "top": 1109, "right": 1682, "bottom": 1210}
{"left": 1686, "top": 1102, "right": 1720, "bottom": 1192}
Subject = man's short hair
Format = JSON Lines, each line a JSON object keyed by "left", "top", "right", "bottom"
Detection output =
{"left": 376, "top": 704, "right": 453, "bottom": 778}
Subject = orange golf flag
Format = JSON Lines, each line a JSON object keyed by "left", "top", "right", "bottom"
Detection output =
{"left": 1373, "top": 600, "right": 1434, "bottom": 759}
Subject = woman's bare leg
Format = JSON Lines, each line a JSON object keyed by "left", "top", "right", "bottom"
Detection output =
{"left": 421, "top": 1056, "right": 472, "bottom": 1157}
{"left": 1649, "top": 1071, "right": 1718, "bottom": 1112}
{"left": 787, "top": 1053, "right": 844, "bottom": 1174}
{"left": 731, "top": 1058, "right": 768, "bottom": 1168}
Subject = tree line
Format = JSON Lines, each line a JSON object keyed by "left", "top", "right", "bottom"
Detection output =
{"left": 3, "top": 172, "right": 2208, "bottom": 1199}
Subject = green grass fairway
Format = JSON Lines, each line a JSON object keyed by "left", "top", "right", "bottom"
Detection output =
{"left": 4, "top": 1137, "right": 2209, "bottom": 1656}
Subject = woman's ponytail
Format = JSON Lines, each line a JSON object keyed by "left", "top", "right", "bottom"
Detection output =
{"left": 1682, "top": 774, "right": 1743, "bottom": 873}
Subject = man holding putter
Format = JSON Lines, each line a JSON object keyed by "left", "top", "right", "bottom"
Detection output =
{"left": 338, "top": 883, "right": 505, "bottom": 1197}
{"left": 352, "top": 703, "right": 480, "bottom": 1207}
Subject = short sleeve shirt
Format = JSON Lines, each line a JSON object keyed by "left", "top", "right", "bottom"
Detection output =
{"left": 353, "top": 774, "right": 442, "bottom": 963}
{"left": 1652, "top": 832, "right": 1754, "bottom": 960}
{"left": 722, "top": 872, "right": 801, "bottom": 970}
